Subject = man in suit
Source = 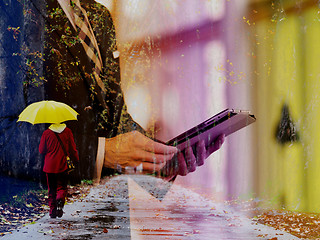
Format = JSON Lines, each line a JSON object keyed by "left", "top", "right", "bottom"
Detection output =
{"left": 45, "top": 0, "right": 224, "bottom": 182}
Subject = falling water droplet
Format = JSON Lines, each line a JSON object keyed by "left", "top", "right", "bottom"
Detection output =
{"left": 316, "top": 1, "right": 320, "bottom": 21}
{"left": 271, "top": 1, "right": 287, "bottom": 23}
{"left": 278, "top": 9, "right": 286, "bottom": 22}
{"left": 316, "top": 10, "right": 320, "bottom": 22}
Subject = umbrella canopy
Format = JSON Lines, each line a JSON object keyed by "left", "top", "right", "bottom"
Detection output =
{"left": 17, "top": 100, "right": 79, "bottom": 124}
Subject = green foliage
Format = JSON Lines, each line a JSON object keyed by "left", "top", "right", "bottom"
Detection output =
{"left": 81, "top": 179, "right": 93, "bottom": 185}
{"left": 11, "top": 1, "right": 118, "bottom": 92}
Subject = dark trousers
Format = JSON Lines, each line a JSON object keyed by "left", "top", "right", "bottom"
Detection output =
{"left": 46, "top": 172, "right": 68, "bottom": 215}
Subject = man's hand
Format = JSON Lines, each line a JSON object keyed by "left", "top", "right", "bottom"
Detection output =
{"left": 162, "top": 134, "right": 225, "bottom": 178}
{"left": 104, "top": 131, "right": 178, "bottom": 173}
{"left": 104, "top": 131, "right": 225, "bottom": 177}
{"left": 180, "top": 134, "right": 225, "bottom": 175}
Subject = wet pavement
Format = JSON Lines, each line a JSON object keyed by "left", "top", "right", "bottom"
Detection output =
{"left": 1, "top": 175, "right": 300, "bottom": 239}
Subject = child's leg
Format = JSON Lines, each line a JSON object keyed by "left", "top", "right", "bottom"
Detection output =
{"left": 56, "top": 171, "right": 68, "bottom": 217}
{"left": 46, "top": 173, "right": 58, "bottom": 218}
{"left": 56, "top": 171, "right": 68, "bottom": 203}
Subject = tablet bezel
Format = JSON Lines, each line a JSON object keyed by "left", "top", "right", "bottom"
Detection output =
{"left": 166, "top": 109, "right": 255, "bottom": 149}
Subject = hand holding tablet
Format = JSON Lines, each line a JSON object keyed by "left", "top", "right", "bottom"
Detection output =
{"left": 159, "top": 109, "right": 256, "bottom": 180}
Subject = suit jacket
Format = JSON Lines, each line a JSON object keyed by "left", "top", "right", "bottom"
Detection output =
{"left": 44, "top": 0, "right": 145, "bottom": 177}
{"left": 39, "top": 127, "right": 79, "bottom": 173}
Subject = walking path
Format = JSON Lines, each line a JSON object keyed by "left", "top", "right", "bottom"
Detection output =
{"left": 2, "top": 175, "right": 300, "bottom": 240}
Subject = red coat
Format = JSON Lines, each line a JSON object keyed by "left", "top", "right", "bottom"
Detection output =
{"left": 39, "top": 127, "right": 79, "bottom": 173}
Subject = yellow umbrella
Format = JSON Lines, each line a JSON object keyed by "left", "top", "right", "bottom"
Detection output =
{"left": 17, "top": 100, "right": 79, "bottom": 124}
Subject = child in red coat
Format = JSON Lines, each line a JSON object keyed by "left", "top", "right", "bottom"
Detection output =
{"left": 39, "top": 123, "right": 79, "bottom": 218}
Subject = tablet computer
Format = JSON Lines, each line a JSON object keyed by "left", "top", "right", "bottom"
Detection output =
{"left": 159, "top": 108, "right": 256, "bottom": 179}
